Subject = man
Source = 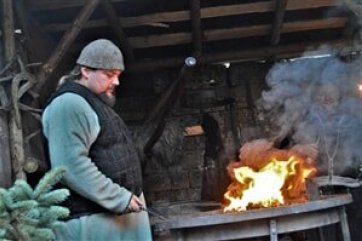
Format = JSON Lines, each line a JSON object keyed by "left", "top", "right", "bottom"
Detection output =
{"left": 42, "top": 39, "right": 152, "bottom": 241}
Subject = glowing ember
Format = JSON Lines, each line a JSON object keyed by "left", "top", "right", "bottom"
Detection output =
{"left": 224, "top": 155, "right": 316, "bottom": 212}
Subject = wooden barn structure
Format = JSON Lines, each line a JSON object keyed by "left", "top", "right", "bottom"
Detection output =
{"left": 1, "top": 0, "right": 362, "bottom": 240}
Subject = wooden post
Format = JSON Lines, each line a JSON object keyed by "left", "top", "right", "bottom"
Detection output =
{"left": 14, "top": 0, "right": 55, "bottom": 64}
{"left": 101, "top": 0, "right": 135, "bottom": 61}
{"left": 5, "top": 0, "right": 26, "bottom": 180}
{"left": 270, "top": 0, "right": 288, "bottom": 45}
{"left": 14, "top": 0, "right": 49, "bottom": 178}
{"left": 1, "top": 0, "right": 15, "bottom": 186}
{"left": 190, "top": 0, "right": 202, "bottom": 58}
{"left": 0, "top": 107, "right": 12, "bottom": 187}
{"left": 3, "top": 0, "right": 15, "bottom": 61}
{"left": 9, "top": 71, "right": 27, "bottom": 180}
{"left": 34, "top": 0, "right": 101, "bottom": 94}
{"left": 140, "top": 58, "right": 196, "bottom": 165}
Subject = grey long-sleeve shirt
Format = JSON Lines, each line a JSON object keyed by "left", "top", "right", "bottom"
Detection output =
{"left": 43, "top": 92, "right": 132, "bottom": 212}
{"left": 42, "top": 92, "right": 152, "bottom": 241}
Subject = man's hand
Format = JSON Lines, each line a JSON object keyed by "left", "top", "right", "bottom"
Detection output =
{"left": 126, "top": 195, "right": 144, "bottom": 213}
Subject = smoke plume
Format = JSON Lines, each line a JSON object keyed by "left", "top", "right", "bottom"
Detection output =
{"left": 258, "top": 47, "right": 362, "bottom": 177}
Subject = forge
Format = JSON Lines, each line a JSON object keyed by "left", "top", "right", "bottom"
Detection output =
{"left": 151, "top": 193, "right": 352, "bottom": 241}
{"left": 151, "top": 139, "right": 356, "bottom": 241}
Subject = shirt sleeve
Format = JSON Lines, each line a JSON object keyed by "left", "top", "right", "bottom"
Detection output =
{"left": 42, "top": 93, "right": 132, "bottom": 213}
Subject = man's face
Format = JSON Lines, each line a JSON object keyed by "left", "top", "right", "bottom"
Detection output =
{"left": 82, "top": 67, "right": 122, "bottom": 105}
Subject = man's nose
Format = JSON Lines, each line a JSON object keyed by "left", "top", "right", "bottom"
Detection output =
{"left": 112, "top": 76, "right": 120, "bottom": 86}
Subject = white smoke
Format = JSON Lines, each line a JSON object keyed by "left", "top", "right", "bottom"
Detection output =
{"left": 259, "top": 47, "right": 362, "bottom": 177}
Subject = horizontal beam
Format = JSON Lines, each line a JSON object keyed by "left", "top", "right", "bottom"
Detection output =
{"left": 41, "top": 0, "right": 337, "bottom": 32}
{"left": 28, "top": 0, "right": 125, "bottom": 11}
{"left": 128, "top": 17, "right": 347, "bottom": 48}
{"left": 127, "top": 38, "right": 358, "bottom": 72}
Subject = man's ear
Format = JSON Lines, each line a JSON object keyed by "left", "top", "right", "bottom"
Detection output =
{"left": 80, "top": 66, "right": 90, "bottom": 78}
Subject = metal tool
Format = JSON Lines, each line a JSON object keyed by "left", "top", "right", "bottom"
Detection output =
{"left": 140, "top": 206, "right": 168, "bottom": 221}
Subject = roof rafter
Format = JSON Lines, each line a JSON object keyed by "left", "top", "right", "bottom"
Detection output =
{"left": 127, "top": 39, "right": 358, "bottom": 72}
{"left": 270, "top": 0, "right": 288, "bottom": 45}
{"left": 41, "top": 0, "right": 337, "bottom": 32}
{"left": 29, "top": 0, "right": 125, "bottom": 11}
{"left": 128, "top": 17, "right": 348, "bottom": 49}
{"left": 190, "top": 0, "right": 202, "bottom": 58}
{"left": 34, "top": 0, "right": 101, "bottom": 93}
{"left": 100, "top": 0, "right": 135, "bottom": 61}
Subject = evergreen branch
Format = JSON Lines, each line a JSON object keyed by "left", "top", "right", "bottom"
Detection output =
{"left": 10, "top": 200, "right": 37, "bottom": 211}
{"left": 18, "top": 215, "right": 40, "bottom": 226}
{"left": 33, "top": 167, "right": 66, "bottom": 199}
{"left": 0, "top": 228, "right": 6, "bottom": 238}
{"left": 12, "top": 180, "right": 34, "bottom": 200}
{"left": 0, "top": 211, "right": 10, "bottom": 221}
{"left": 8, "top": 186, "right": 28, "bottom": 202}
{"left": 0, "top": 167, "right": 69, "bottom": 241}
{"left": 38, "top": 189, "right": 70, "bottom": 205}
{"left": 0, "top": 189, "right": 13, "bottom": 210}
{"left": 25, "top": 227, "right": 55, "bottom": 241}
{"left": 0, "top": 195, "right": 5, "bottom": 213}
{"left": 49, "top": 221, "right": 65, "bottom": 230}
{"left": 12, "top": 223, "right": 31, "bottom": 241}
{"left": 4, "top": 222, "right": 28, "bottom": 241}
{"left": 1, "top": 223, "right": 15, "bottom": 240}
{"left": 25, "top": 209, "right": 40, "bottom": 220}
{"left": 0, "top": 217, "right": 9, "bottom": 225}
{"left": 39, "top": 206, "right": 70, "bottom": 224}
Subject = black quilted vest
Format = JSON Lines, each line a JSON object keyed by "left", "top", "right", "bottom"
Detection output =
{"left": 45, "top": 82, "right": 143, "bottom": 217}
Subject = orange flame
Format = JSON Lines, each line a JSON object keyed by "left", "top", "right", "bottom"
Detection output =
{"left": 223, "top": 155, "right": 316, "bottom": 212}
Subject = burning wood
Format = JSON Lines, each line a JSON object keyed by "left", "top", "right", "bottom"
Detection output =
{"left": 224, "top": 139, "right": 317, "bottom": 212}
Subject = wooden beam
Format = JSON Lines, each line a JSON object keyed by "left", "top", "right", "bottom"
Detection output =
{"left": 14, "top": 0, "right": 55, "bottom": 63}
{"left": 0, "top": 109, "right": 12, "bottom": 187}
{"left": 129, "top": 32, "right": 191, "bottom": 48}
{"left": 128, "top": 17, "right": 347, "bottom": 48}
{"left": 14, "top": 0, "right": 51, "bottom": 182}
{"left": 34, "top": 0, "right": 101, "bottom": 93}
{"left": 42, "top": 0, "right": 338, "bottom": 32}
{"left": 3, "top": 0, "right": 27, "bottom": 182}
{"left": 1, "top": 0, "right": 15, "bottom": 187}
{"left": 127, "top": 39, "right": 355, "bottom": 72}
{"left": 190, "top": 0, "right": 202, "bottom": 58}
{"left": 271, "top": 0, "right": 289, "bottom": 45}
{"left": 28, "top": 0, "right": 125, "bottom": 11}
{"left": 141, "top": 60, "right": 196, "bottom": 158}
{"left": 281, "top": 17, "right": 347, "bottom": 32}
{"left": 100, "top": 0, "right": 135, "bottom": 61}
{"left": 3, "top": 0, "right": 15, "bottom": 61}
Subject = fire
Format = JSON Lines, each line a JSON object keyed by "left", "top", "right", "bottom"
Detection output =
{"left": 224, "top": 155, "right": 316, "bottom": 212}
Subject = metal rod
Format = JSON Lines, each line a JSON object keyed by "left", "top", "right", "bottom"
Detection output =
{"left": 140, "top": 206, "right": 168, "bottom": 221}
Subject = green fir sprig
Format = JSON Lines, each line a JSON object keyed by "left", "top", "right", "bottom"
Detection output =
{"left": 0, "top": 167, "right": 70, "bottom": 241}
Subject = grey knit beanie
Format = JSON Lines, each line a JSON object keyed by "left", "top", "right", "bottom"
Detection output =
{"left": 76, "top": 39, "right": 125, "bottom": 71}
